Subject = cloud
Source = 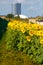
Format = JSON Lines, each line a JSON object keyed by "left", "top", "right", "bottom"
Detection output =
{"left": 16, "top": 0, "right": 42, "bottom": 4}
{"left": 0, "top": 0, "right": 16, "bottom": 4}
{"left": 0, "top": 0, "right": 42, "bottom": 4}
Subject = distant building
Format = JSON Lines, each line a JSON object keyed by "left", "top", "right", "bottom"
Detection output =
{"left": 29, "top": 18, "right": 36, "bottom": 23}
{"left": 37, "top": 20, "right": 43, "bottom": 25}
{"left": 14, "top": 14, "right": 28, "bottom": 19}
{"left": 0, "top": 15, "right": 6, "bottom": 19}
{"left": 13, "top": 3, "right": 21, "bottom": 15}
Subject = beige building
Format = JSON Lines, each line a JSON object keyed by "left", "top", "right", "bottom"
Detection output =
{"left": 29, "top": 18, "right": 36, "bottom": 23}
{"left": 0, "top": 15, "right": 6, "bottom": 19}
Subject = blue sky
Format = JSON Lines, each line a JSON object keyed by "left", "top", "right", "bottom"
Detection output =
{"left": 0, "top": 0, "right": 43, "bottom": 17}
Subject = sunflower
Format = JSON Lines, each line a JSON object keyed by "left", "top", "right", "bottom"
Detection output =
{"left": 26, "top": 36, "right": 31, "bottom": 42}
{"left": 40, "top": 39, "right": 43, "bottom": 44}
{"left": 29, "top": 30, "right": 33, "bottom": 36}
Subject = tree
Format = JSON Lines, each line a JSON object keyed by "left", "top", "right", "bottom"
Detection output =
{"left": 14, "top": 15, "right": 20, "bottom": 20}
{"left": 0, "top": 18, "right": 8, "bottom": 39}
{"left": 6, "top": 14, "right": 14, "bottom": 19}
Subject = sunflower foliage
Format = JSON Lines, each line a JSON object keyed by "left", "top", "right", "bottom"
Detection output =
{"left": 27, "top": 35, "right": 43, "bottom": 65}
{"left": 6, "top": 27, "right": 27, "bottom": 50}
{"left": 6, "top": 20, "right": 43, "bottom": 65}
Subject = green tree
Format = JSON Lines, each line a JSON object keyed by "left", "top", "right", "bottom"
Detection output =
{"left": 6, "top": 14, "right": 14, "bottom": 21}
{"left": 0, "top": 18, "right": 8, "bottom": 39}
{"left": 14, "top": 15, "right": 20, "bottom": 20}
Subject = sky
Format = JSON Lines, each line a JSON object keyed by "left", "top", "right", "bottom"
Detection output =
{"left": 0, "top": 0, "right": 43, "bottom": 17}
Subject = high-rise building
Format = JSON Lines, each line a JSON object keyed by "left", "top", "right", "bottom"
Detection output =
{"left": 15, "top": 3, "right": 21, "bottom": 15}
{"left": 13, "top": 3, "right": 21, "bottom": 15}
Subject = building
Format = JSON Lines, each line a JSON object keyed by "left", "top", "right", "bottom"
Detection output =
{"left": 15, "top": 3, "right": 21, "bottom": 15}
{"left": 13, "top": 3, "right": 21, "bottom": 15}
{"left": 29, "top": 17, "right": 36, "bottom": 23}
{"left": 0, "top": 15, "right": 6, "bottom": 19}
{"left": 14, "top": 14, "right": 28, "bottom": 19}
{"left": 37, "top": 20, "right": 43, "bottom": 25}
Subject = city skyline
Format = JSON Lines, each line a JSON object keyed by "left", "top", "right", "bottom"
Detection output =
{"left": 0, "top": 0, "right": 43, "bottom": 17}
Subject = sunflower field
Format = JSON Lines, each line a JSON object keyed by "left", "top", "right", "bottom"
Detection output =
{"left": 6, "top": 20, "right": 43, "bottom": 65}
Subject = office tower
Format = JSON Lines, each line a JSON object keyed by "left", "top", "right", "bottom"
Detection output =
{"left": 12, "top": 3, "right": 21, "bottom": 15}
